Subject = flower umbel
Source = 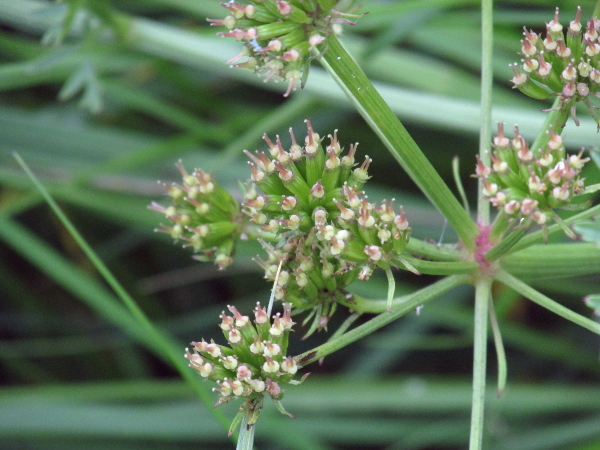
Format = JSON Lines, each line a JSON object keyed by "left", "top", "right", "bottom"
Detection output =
{"left": 149, "top": 162, "right": 242, "bottom": 269}
{"left": 510, "top": 7, "right": 600, "bottom": 126}
{"left": 244, "top": 120, "right": 411, "bottom": 329}
{"left": 475, "top": 122, "right": 589, "bottom": 229}
{"left": 185, "top": 302, "right": 306, "bottom": 435}
{"left": 208, "top": 0, "right": 364, "bottom": 96}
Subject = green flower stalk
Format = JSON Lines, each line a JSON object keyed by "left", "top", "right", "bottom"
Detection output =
{"left": 244, "top": 120, "right": 411, "bottom": 326}
{"left": 207, "top": 0, "right": 363, "bottom": 96}
{"left": 149, "top": 162, "right": 243, "bottom": 269}
{"left": 184, "top": 302, "right": 306, "bottom": 435}
{"left": 475, "top": 122, "right": 589, "bottom": 227}
{"left": 510, "top": 7, "right": 600, "bottom": 125}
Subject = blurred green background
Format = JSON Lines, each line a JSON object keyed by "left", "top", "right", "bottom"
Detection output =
{"left": 1, "top": 0, "right": 599, "bottom": 448}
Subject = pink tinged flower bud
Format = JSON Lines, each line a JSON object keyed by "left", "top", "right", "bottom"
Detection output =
{"left": 263, "top": 341, "right": 282, "bottom": 356}
{"left": 263, "top": 356, "right": 280, "bottom": 374}
{"left": 552, "top": 185, "right": 571, "bottom": 201}
{"left": 561, "top": 63, "right": 577, "bottom": 81}
{"left": 482, "top": 179, "right": 498, "bottom": 197}
{"left": 230, "top": 379, "right": 244, "bottom": 396}
{"left": 236, "top": 364, "right": 253, "bottom": 380}
{"left": 207, "top": 16, "right": 237, "bottom": 29}
{"left": 590, "top": 69, "right": 600, "bottom": 84}
{"left": 578, "top": 60, "right": 592, "bottom": 77}
{"left": 199, "top": 362, "right": 214, "bottom": 378}
{"left": 206, "top": 343, "right": 222, "bottom": 358}
{"left": 538, "top": 152, "right": 554, "bottom": 167}
{"left": 491, "top": 191, "right": 507, "bottom": 207}
{"left": 343, "top": 183, "right": 362, "bottom": 208}
{"left": 374, "top": 199, "right": 392, "bottom": 223}
{"left": 364, "top": 245, "right": 383, "bottom": 262}
{"left": 310, "top": 180, "right": 325, "bottom": 199}
{"left": 493, "top": 122, "right": 511, "bottom": 149}
{"left": 341, "top": 143, "right": 358, "bottom": 168}
{"left": 266, "top": 379, "right": 282, "bottom": 397}
{"left": 228, "top": 328, "right": 242, "bottom": 344}
{"left": 333, "top": 198, "right": 355, "bottom": 221}
{"left": 520, "top": 198, "right": 538, "bottom": 215}
{"left": 521, "top": 39, "right": 537, "bottom": 57}
{"left": 490, "top": 153, "right": 509, "bottom": 173}
{"left": 358, "top": 200, "right": 375, "bottom": 229}
{"left": 504, "top": 200, "right": 520, "bottom": 215}
{"left": 523, "top": 27, "right": 539, "bottom": 45}
{"left": 543, "top": 31, "right": 557, "bottom": 51}
{"left": 330, "top": 235, "right": 346, "bottom": 255}
{"left": 288, "top": 128, "right": 303, "bottom": 159}
{"left": 547, "top": 7, "right": 562, "bottom": 33}
{"left": 585, "top": 39, "right": 600, "bottom": 57}
{"left": 317, "top": 225, "right": 335, "bottom": 241}
{"left": 274, "top": 161, "right": 295, "bottom": 182}
{"left": 326, "top": 148, "right": 341, "bottom": 170}
{"left": 522, "top": 59, "right": 540, "bottom": 73}
{"left": 192, "top": 340, "right": 209, "bottom": 353}
{"left": 262, "top": 220, "right": 279, "bottom": 234}
{"left": 220, "top": 312, "right": 235, "bottom": 331}
{"left": 556, "top": 39, "right": 571, "bottom": 59}
{"left": 247, "top": 378, "right": 266, "bottom": 393}
{"left": 262, "top": 133, "right": 279, "bottom": 158}
{"left": 254, "top": 302, "right": 269, "bottom": 325}
{"left": 537, "top": 53, "right": 552, "bottom": 77}
{"left": 475, "top": 155, "right": 492, "bottom": 177}
{"left": 358, "top": 265, "right": 373, "bottom": 280}
{"left": 576, "top": 83, "right": 590, "bottom": 96}
{"left": 585, "top": 19, "right": 599, "bottom": 41}
{"left": 378, "top": 227, "right": 392, "bottom": 244}
{"left": 281, "top": 302, "right": 295, "bottom": 330}
{"left": 222, "top": 355, "right": 238, "bottom": 370}
{"left": 250, "top": 336, "right": 264, "bottom": 354}
{"left": 304, "top": 119, "right": 320, "bottom": 152}
{"left": 308, "top": 34, "right": 326, "bottom": 51}
{"left": 532, "top": 210, "right": 548, "bottom": 225}
{"left": 562, "top": 79, "right": 576, "bottom": 97}
{"left": 307, "top": 209, "right": 324, "bottom": 228}
{"left": 278, "top": 196, "right": 296, "bottom": 212}
{"left": 510, "top": 63, "right": 527, "bottom": 86}
{"left": 527, "top": 174, "right": 547, "bottom": 194}
{"left": 569, "top": 6, "right": 582, "bottom": 33}
{"left": 352, "top": 156, "right": 372, "bottom": 183}
{"left": 568, "top": 151, "right": 589, "bottom": 171}
{"left": 281, "top": 356, "right": 298, "bottom": 374}
{"left": 547, "top": 129, "right": 563, "bottom": 151}
{"left": 394, "top": 210, "right": 409, "bottom": 230}
{"left": 248, "top": 162, "right": 265, "bottom": 183}
{"left": 228, "top": 305, "right": 250, "bottom": 328}
{"left": 185, "top": 348, "right": 203, "bottom": 366}
{"left": 517, "top": 141, "right": 534, "bottom": 164}
{"left": 277, "top": 1, "right": 293, "bottom": 16}
{"left": 548, "top": 161, "right": 565, "bottom": 184}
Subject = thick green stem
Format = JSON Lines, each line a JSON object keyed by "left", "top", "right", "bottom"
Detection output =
{"left": 470, "top": 277, "right": 491, "bottom": 450}
{"left": 295, "top": 275, "right": 468, "bottom": 366}
{"left": 320, "top": 36, "right": 478, "bottom": 248}
{"left": 477, "top": 0, "right": 493, "bottom": 225}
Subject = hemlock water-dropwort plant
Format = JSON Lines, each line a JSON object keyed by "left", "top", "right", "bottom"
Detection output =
{"left": 149, "top": 2, "right": 600, "bottom": 448}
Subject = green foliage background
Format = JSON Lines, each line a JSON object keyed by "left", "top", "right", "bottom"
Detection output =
{"left": 0, "top": 0, "right": 599, "bottom": 448}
